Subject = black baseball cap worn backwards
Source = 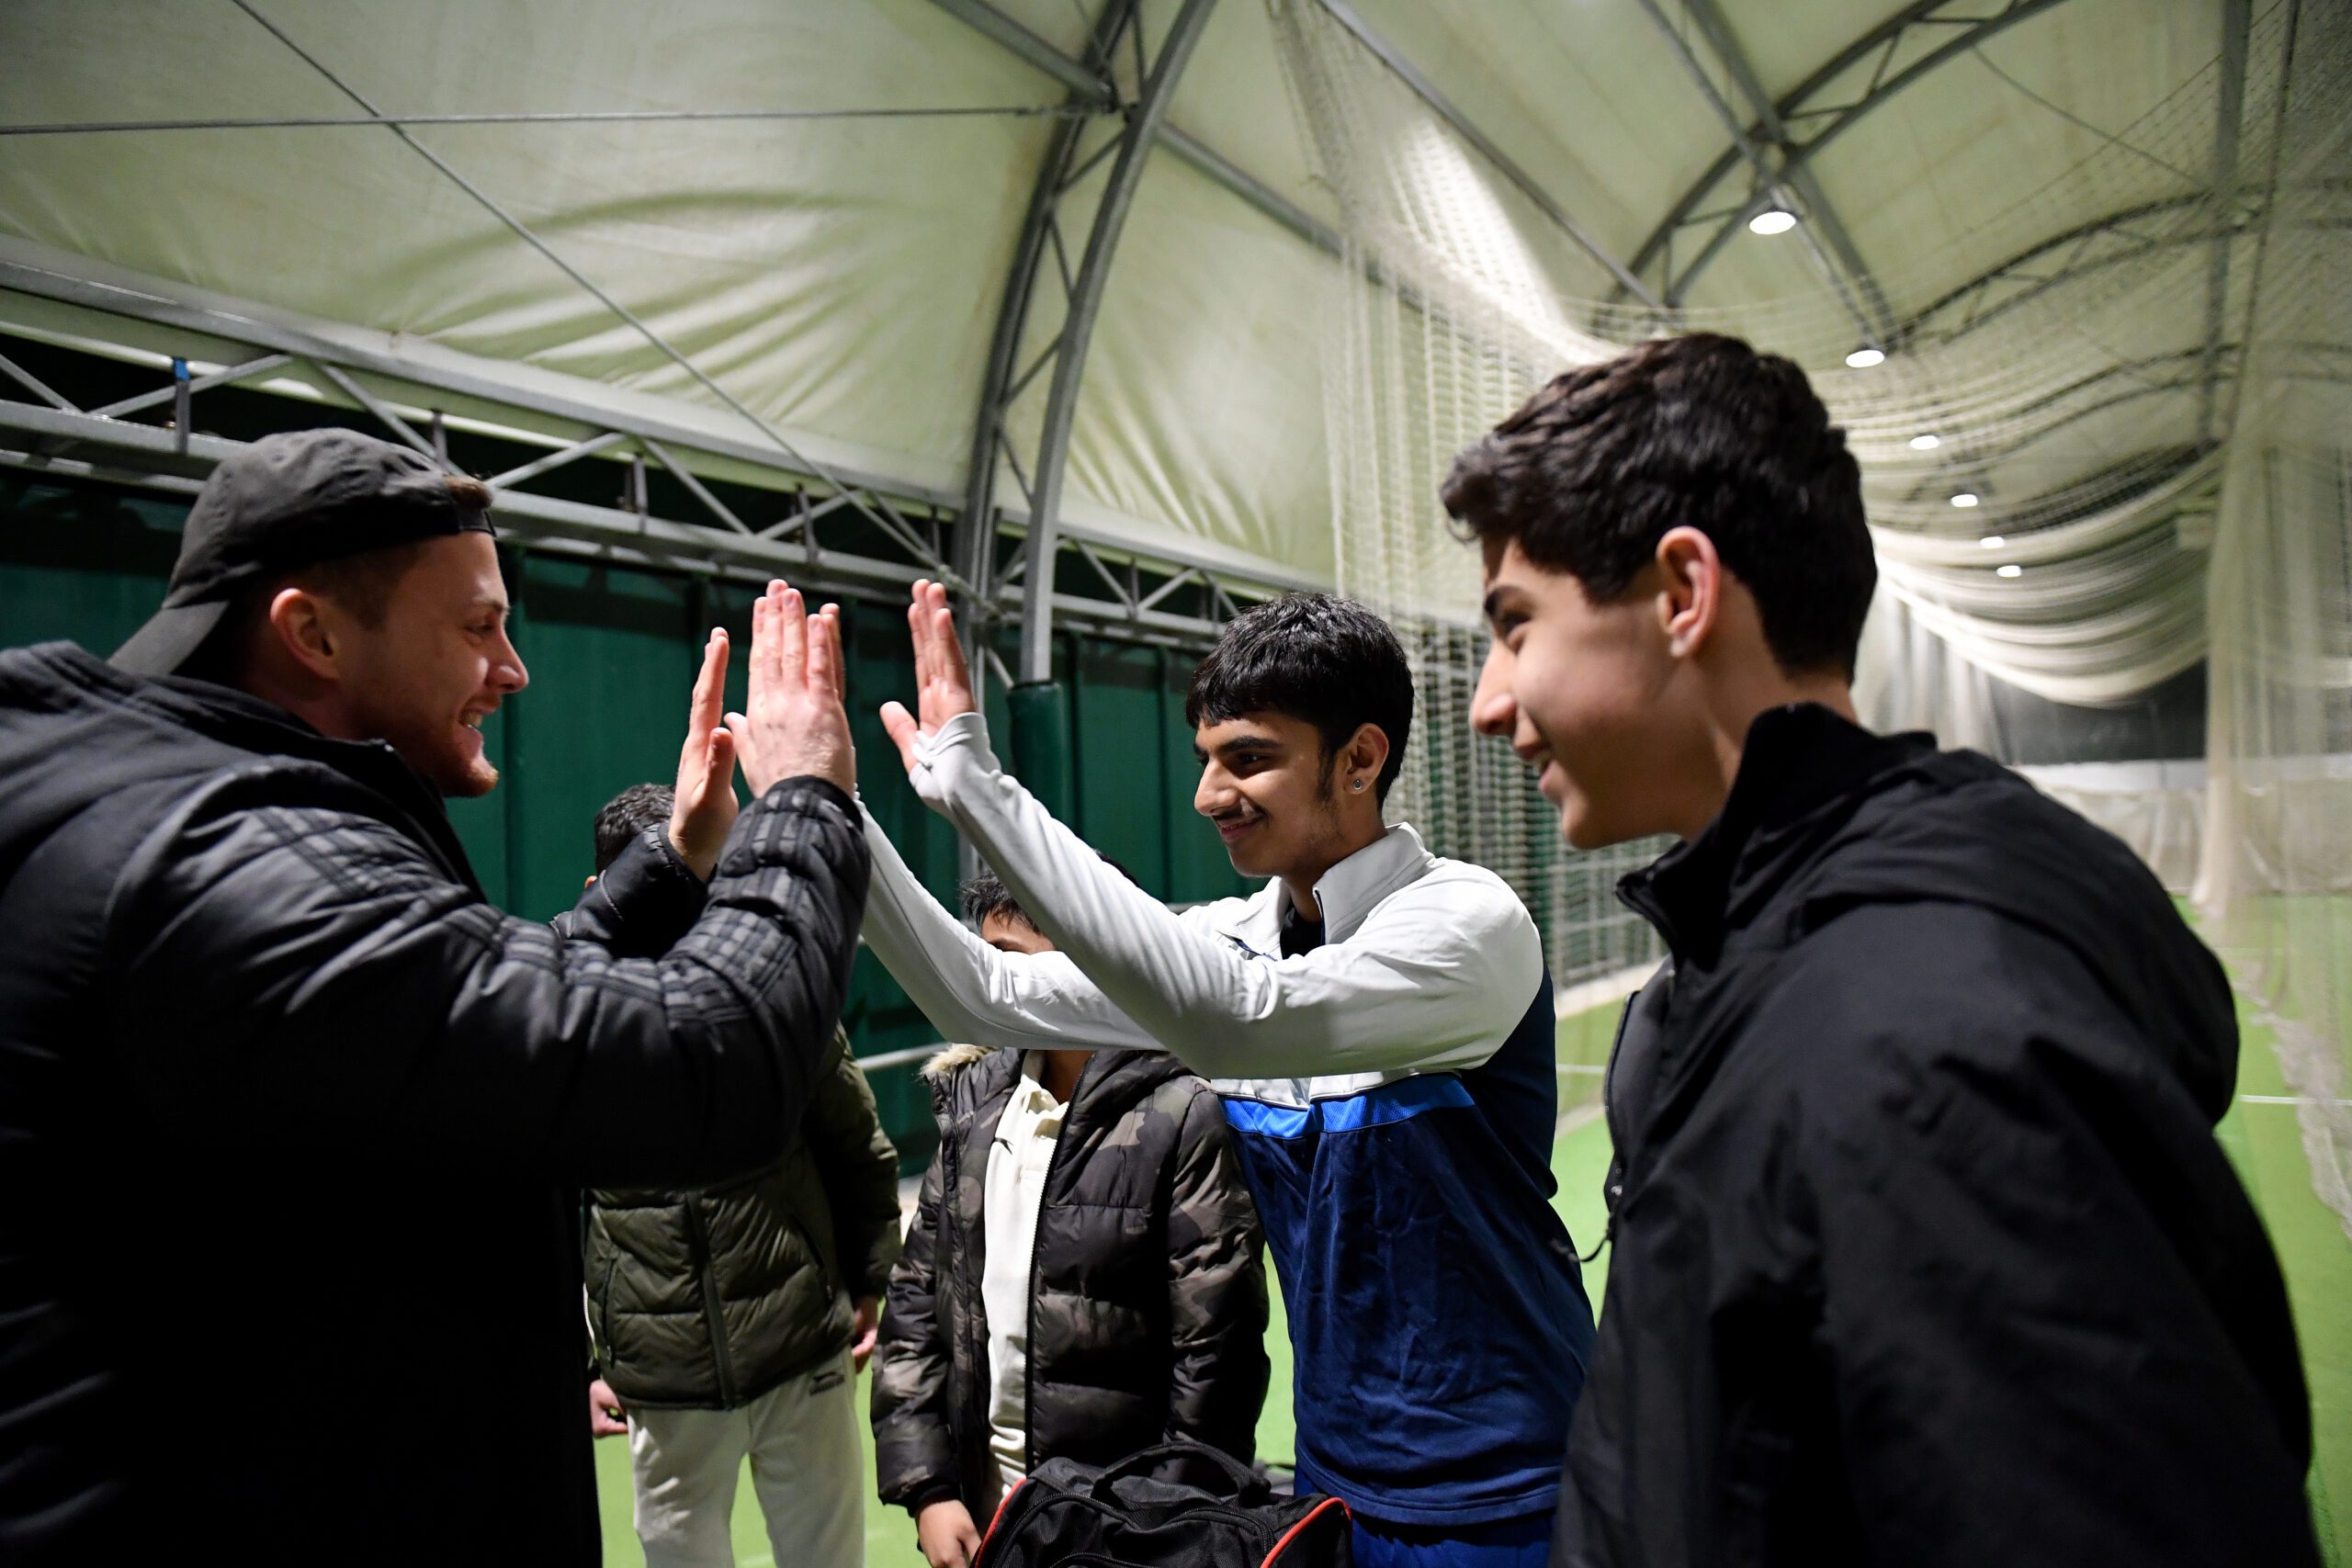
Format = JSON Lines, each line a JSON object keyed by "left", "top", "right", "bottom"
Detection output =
{"left": 112, "top": 427, "right": 496, "bottom": 676}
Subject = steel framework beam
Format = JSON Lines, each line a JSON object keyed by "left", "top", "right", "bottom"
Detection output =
{"left": 928, "top": 0, "right": 1342, "bottom": 261}
{"left": 952, "top": 3, "right": 1131, "bottom": 656}
{"left": 1893, "top": 179, "right": 2352, "bottom": 350}
{"left": 0, "top": 243, "right": 1319, "bottom": 591}
{"left": 0, "top": 276, "right": 1309, "bottom": 649}
{"left": 1632, "top": 0, "right": 1895, "bottom": 344}
{"left": 939, "top": 0, "right": 1341, "bottom": 691}
{"left": 1017, "top": 0, "right": 1219, "bottom": 682}
{"left": 0, "top": 393, "right": 1260, "bottom": 650}
{"left": 1622, "top": 0, "right": 2077, "bottom": 310}
{"left": 948, "top": 0, "right": 1223, "bottom": 684}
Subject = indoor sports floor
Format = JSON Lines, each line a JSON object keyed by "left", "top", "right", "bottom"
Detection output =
{"left": 589, "top": 977, "right": 2351, "bottom": 1567}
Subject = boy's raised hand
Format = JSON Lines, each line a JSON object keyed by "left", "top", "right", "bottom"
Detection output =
{"left": 879, "top": 580, "right": 978, "bottom": 776}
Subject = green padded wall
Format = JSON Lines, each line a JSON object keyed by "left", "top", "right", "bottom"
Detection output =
{"left": 0, "top": 474, "right": 1250, "bottom": 1170}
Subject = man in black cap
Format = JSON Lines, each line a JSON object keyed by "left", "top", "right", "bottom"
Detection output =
{"left": 0, "top": 429, "right": 873, "bottom": 1564}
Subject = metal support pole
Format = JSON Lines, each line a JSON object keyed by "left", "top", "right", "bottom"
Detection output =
{"left": 947, "top": 0, "right": 1137, "bottom": 715}
{"left": 1007, "top": 677, "right": 1075, "bottom": 819}
{"left": 1018, "top": 0, "right": 1221, "bottom": 682}
{"left": 171, "top": 357, "right": 190, "bottom": 455}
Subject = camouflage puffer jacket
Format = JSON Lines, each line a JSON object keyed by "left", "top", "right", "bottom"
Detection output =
{"left": 585, "top": 1029, "right": 900, "bottom": 1410}
{"left": 871, "top": 1045, "right": 1268, "bottom": 1516}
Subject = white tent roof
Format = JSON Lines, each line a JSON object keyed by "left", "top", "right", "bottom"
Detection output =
{"left": 0, "top": 0, "right": 2283, "bottom": 594}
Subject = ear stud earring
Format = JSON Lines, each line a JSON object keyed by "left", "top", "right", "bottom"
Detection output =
{"left": 1352, "top": 779, "right": 1366, "bottom": 792}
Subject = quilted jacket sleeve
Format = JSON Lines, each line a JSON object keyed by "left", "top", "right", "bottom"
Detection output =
{"left": 1160, "top": 1082, "right": 1269, "bottom": 1462}
{"left": 104, "top": 770, "right": 868, "bottom": 1190}
{"left": 550, "top": 824, "right": 707, "bottom": 958}
{"left": 871, "top": 1149, "right": 958, "bottom": 1514}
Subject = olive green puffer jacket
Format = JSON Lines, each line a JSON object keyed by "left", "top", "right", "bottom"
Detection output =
{"left": 585, "top": 1030, "right": 902, "bottom": 1410}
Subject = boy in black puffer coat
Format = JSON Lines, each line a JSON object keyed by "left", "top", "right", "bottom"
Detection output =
{"left": 872, "top": 871, "right": 1269, "bottom": 1568}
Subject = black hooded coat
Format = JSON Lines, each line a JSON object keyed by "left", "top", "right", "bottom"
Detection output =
{"left": 0, "top": 643, "right": 868, "bottom": 1565}
{"left": 1553, "top": 704, "right": 2317, "bottom": 1568}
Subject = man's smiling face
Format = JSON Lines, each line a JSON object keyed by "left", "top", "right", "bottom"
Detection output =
{"left": 1192, "top": 709, "right": 1355, "bottom": 881}
{"left": 331, "top": 533, "right": 528, "bottom": 797}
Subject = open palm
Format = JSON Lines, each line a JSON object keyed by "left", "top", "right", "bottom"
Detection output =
{"left": 879, "top": 579, "right": 978, "bottom": 774}
{"left": 666, "top": 626, "right": 739, "bottom": 879}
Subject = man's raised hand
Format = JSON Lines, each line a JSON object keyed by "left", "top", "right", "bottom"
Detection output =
{"left": 725, "top": 581, "right": 856, "bottom": 798}
{"left": 667, "top": 627, "right": 739, "bottom": 879}
{"left": 879, "top": 580, "right": 978, "bottom": 776}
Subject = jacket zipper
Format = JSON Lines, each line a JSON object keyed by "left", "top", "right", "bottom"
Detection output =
{"left": 937, "top": 1078, "right": 989, "bottom": 1505}
{"left": 1584, "top": 989, "right": 1645, "bottom": 1264}
{"left": 1600, "top": 989, "right": 1638, "bottom": 1184}
{"left": 597, "top": 1257, "right": 619, "bottom": 1368}
{"left": 683, "top": 1196, "right": 739, "bottom": 1407}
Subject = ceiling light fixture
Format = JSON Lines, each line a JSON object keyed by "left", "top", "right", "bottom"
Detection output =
{"left": 1951, "top": 491, "right": 1980, "bottom": 508}
{"left": 1845, "top": 345, "right": 1886, "bottom": 369}
{"left": 1996, "top": 564, "right": 2023, "bottom": 578}
{"left": 1979, "top": 536, "right": 2005, "bottom": 548}
{"left": 1910, "top": 433, "right": 1942, "bottom": 451}
{"left": 1748, "top": 206, "right": 1798, "bottom": 236}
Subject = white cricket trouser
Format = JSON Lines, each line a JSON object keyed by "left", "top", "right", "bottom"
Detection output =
{"left": 627, "top": 1349, "right": 864, "bottom": 1568}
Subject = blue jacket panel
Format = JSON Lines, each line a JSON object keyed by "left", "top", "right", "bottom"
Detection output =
{"left": 1222, "top": 977, "right": 1595, "bottom": 1526}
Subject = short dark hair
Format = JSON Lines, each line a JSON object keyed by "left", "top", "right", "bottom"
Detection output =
{"left": 294, "top": 539, "right": 435, "bottom": 630}
{"left": 1441, "top": 333, "right": 1875, "bottom": 677}
{"left": 961, "top": 853, "right": 1137, "bottom": 934}
{"left": 594, "top": 782, "right": 674, "bottom": 874}
{"left": 182, "top": 537, "right": 435, "bottom": 682}
{"left": 1183, "top": 592, "right": 1414, "bottom": 802}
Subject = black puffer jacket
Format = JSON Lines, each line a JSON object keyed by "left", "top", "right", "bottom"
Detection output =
{"left": 1554, "top": 704, "right": 2317, "bottom": 1568}
{"left": 0, "top": 643, "right": 868, "bottom": 1566}
{"left": 872, "top": 1045, "right": 1268, "bottom": 1516}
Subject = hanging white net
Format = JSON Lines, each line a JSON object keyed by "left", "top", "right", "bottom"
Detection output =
{"left": 1268, "top": 0, "right": 2352, "bottom": 1224}
{"left": 1269, "top": 0, "right": 1668, "bottom": 1006}
{"left": 2194, "top": 0, "right": 2352, "bottom": 1239}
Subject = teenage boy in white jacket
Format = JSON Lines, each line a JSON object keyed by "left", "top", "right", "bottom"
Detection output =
{"left": 858, "top": 586, "right": 1594, "bottom": 1568}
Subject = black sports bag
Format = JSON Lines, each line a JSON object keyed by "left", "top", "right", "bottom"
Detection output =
{"left": 973, "top": 1440, "right": 1352, "bottom": 1568}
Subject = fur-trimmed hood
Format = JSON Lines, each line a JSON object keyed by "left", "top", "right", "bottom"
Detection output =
{"left": 920, "top": 1042, "right": 994, "bottom": 1080}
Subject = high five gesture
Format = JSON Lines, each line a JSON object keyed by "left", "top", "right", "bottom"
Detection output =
{"left": 726, "top": 580, "right": 856, "bottom": 798}
{"left": 666, "top": 626, "right": 740, "bottom": 878}
{"left": 879, "top": 579, "right": 978, "bottom": 774}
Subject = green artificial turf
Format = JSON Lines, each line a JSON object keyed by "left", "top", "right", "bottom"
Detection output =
{"left": 2215, "top": 999, "right": 2352, "bottom": 1566}
{"left": 592, "top": 991, "right": 2347, "bottom": 1565}
{"left": 587, "top": 1024, "right": 1620, "bottom": 1567}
